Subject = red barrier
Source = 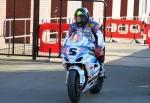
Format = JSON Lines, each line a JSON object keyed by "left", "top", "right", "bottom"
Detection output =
{"left": 105, "top": 19, "right": 143, "bottom": 39}
{"left": 39, "top": 19, "right": 149, "bottom": 53}
{"left": 39, "top": 23, "right": 69, "bottom": 53}
{"left": 144, "top": 24, "right": 150, "bottom": 48}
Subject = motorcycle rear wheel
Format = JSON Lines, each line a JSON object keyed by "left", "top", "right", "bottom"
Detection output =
{"left": 67, "top": 69, "right": 81, "bottom": 103}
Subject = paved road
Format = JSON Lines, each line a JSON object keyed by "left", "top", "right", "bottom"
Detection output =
{"left": 0, "top": 43, "right": 150, "bottom": 103}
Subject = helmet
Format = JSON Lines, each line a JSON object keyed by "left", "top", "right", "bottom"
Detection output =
{"left": 74, "top": 8, "right": 89, "bottom": 27}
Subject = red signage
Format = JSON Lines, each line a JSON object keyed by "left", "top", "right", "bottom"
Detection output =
{"left": 39, "top": 23, "right": 69, "bottom": 53}
{"left": 105, "top": 19, "right": 143, "bottom": 39}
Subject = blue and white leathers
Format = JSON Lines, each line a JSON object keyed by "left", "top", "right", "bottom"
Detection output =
{"left": 61, "top": 28, "right": 101, "bottom": 93}
{"left": 68, "top": 18, "right": 105, "bottom": 49}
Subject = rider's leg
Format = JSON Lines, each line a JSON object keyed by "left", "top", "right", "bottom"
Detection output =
{"left": 99, "top": 63, "right": 105, "bottom": 77}
{"left": 97, "top": 56, "right": 105, "bottom": 78}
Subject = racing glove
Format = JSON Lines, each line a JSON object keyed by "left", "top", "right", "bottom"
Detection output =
{"left": 94, "top": 46, "right": 104, "bottom": 57}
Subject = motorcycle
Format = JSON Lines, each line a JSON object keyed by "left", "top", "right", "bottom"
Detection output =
{"left": 61, "top": 29, "right": 104, "bottom": 103}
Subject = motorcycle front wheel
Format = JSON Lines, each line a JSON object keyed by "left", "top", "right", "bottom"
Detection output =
{"left": 90, "top": 77, "right": 104, "bottom": 94}
{"left": 67, "top": 69, "right": 81, "bottom": 103}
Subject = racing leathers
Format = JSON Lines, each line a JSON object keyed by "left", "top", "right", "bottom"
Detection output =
{"left": 66, "top": 18, "right": 105, "bottom": 57}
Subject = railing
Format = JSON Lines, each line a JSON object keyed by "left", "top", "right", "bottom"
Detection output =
{"left": 0, "top": 17, "right": 71, "bottom": 55}
{"left": 2, "top": 18, "right": 32, "bottom": 55}
{"left": 1, "top": 16, "right": 150, "bottom": 56}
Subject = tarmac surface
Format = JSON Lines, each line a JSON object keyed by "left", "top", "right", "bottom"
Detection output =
{"left": 0, "top": 43, "right": 150, "bottom": 103}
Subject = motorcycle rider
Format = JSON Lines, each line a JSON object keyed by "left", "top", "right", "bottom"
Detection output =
{"left": 64, "top": 7, "right": 105, "bottom": 77}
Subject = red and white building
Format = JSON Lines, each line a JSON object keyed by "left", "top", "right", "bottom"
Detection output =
{"left": 0, "top": 0, "right": 150, "bottom": 43}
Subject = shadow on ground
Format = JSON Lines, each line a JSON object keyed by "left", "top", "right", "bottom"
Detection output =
{"left": 0, "top": 45, "right": 150, "bottom": 103}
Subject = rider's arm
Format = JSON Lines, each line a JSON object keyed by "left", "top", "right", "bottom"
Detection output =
{"left": 93, "top": 26, "right": 105, "bottom": 57}
{"left": 92, "top": 24, "right": 105, "bottom": 49}
{"left": 63, "top": 34, "right": 69, "bottom": 46}
{"left": 63, "top": 23, "right": 76, "bottom": 46}
{"left": 96, "top": 30, "right": 105, "bottom": 49}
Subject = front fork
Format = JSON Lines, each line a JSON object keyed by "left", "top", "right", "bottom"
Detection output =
{"left": 65, "top": 65, "right": 85, "bottom": 86}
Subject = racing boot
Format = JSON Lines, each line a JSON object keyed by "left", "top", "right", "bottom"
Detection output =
{"left": 99, "top": 63, "right": 106, "bottom": 78}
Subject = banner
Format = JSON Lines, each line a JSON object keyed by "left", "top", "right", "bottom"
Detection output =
{"left": 39, "top": 23, "right": 69, "bottom": 53}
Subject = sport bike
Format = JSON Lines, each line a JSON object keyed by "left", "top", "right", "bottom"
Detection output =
{"left": 61, "top": 29, "right": 104, "bottom": 103}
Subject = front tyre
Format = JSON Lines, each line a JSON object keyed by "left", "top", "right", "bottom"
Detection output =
{"left": 90, "top": 77, "right": 104, "bottom": 94}
{"left": 67, "top": 70, "right": 81, "bottom": 103}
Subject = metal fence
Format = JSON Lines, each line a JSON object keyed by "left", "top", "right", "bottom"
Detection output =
{"left": 0, "top": 0, "right": 106, "bottom": 60}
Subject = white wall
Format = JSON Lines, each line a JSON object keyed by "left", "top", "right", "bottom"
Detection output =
{"left": 112, "top": 0, "right": 121, "bottom": 19}
{"left": 127, "top": 0, "right": 134, "bottom": 18}
{"left": 139, "top": 0, "right": 147, "bottom": 16}
{"left": 93, "top": 2, "right": 104, "bottom": 23}
{"left": 39, "top": 0, "right": 51, "bottom": 22}
{"left": 147, "top": 0, "right": 150, "bottom": 15}
{"left": 67, "top": 1, "right": 82, "bottom": 23}
{"left": 0, "top": 0, "right": 6, "bottom": 37}
{"left": 146, "top": 0, "right": 150, "bottom": 23}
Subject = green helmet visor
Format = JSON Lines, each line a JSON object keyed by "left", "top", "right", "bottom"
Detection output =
{"left": 75, "top": 16, "right": 88, "bottom": 26}
{"left": 75, "top": 16, "right": 86, "bottom": 23}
